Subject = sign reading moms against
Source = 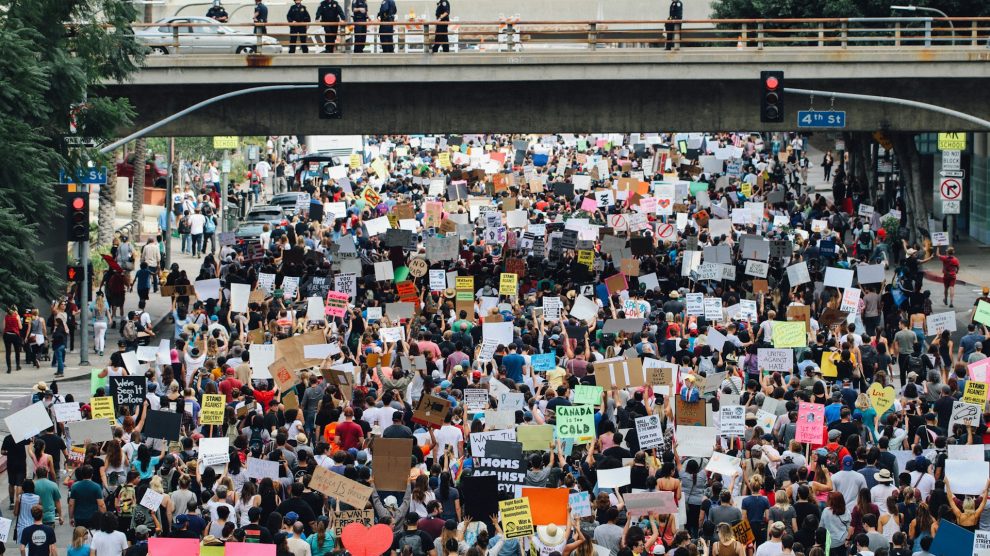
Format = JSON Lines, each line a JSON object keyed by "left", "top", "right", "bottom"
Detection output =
{"left": 499, "top": 497, "right": 534, "bottom": 539}
{"left": 199, "top": 394, "right": 225, "bottom": 426}
{"left": 473, "top": 440, "right": 526, "bottom": 495}
{"left": 555, "top": 404, "right": 595, "bottom": 439}
{"left": 109, "top": 376, "right": 146, "bottom": 410}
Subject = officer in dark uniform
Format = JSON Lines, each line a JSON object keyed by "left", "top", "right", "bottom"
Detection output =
{"left": 666, "top": 0, "right": 683, "bottom": 50}
{"left": 253, "top": 0, "right": 269, "bottom": 35}
{"left": 316, "top": 0, "right": 346, "bottom": 52}
{"left": 286, "top": 0, "right": 312, "bottom": 53}
{"left": 352, "top": 0, "right": 369, "bottom": 53}
{"left": 432, "top": 0, "right": 450, "bottom": 53}
{"left": 377, "top": 0, "right": 397, "bottom": 53}
{"left": 206, "top": 0, "right": 229, "bottom": 22}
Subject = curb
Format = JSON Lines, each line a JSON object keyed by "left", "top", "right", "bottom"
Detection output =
{"left": 924, "top": 270, "right": 974, "bottom": 286}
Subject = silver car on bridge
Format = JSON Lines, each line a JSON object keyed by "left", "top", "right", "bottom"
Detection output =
{"left": 136, "top": 16, "right": 283, "bottom": 55}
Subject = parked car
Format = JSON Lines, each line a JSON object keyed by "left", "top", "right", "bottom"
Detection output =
{"left": 117, "top": 154, "right": 168, "bottom": 188}
{"left": 136, "top": 16, "right": 283, "bottom": 55}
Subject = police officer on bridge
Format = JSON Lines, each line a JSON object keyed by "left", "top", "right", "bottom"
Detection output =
{"left": 666, "top": 0, "right": 683, "bottom": 50}
{"left": 287, "top": 0, "right": 312, "bottom": 53}
{"left": 206, "top": 0, "right": 229, "bottom": 23}
{"left": 352, "top": 0, "right": 370, "bottom": 53}
{"left": 377, "top": 0, "right": 398, "bottom": 53}
{"left": 432, "top": 0, "right": 451, "bottom": 53}
{"left": 316, "top": 0, "right": 346, "bottom": 52}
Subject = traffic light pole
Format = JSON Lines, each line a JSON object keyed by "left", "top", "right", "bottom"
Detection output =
{"left": 79, "top": 184, "right": 90, "bottom": 367}
{"left": 783, "top": 87, "right": 990, "bottom": 130}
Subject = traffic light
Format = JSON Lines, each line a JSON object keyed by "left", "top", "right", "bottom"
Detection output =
{"left": 319, "top": 67, "right": 342, "bottom": 119}
{"left": 760, "top": 71, "right": 784, "bottom": 123}
{"left": 66, "top": 266, "right": 84, "bottom": 283}
{"left": 66, "top": 192, "right": 89, "bottom": 242}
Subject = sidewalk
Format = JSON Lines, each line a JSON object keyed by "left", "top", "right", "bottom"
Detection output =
{"left": 0, "top": 234, "right": 204, "bottom": 385}
{"left": 922, "top": 238, "right": 990, "bottom": 288}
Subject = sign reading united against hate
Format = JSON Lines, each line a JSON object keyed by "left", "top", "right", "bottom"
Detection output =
{"left": 200, "top": 394, "right": 225, "bottom": 425}
{"left": 499, "top": 497, "right": 534, "bottom": 539}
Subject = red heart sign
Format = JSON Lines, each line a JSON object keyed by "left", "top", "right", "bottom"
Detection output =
{"left": 658, "top": 198, "right": 671, "bottom": 208}
{"left": 341, "top": 522, "right": 394, "bottom": 556}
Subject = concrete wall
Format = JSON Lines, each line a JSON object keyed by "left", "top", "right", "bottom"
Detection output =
{"left": 104, "top": 50, "right": 990, "bottom": 134}
{"left": 106, "top": 76, "right": 990, "bottom": 135}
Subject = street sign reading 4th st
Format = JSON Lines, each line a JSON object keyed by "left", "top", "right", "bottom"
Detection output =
{"left": 59, "top": 167, "right": 108, "bottom": 185}
{"left": 797, "top": 111, "right": 846, "bottom": 129}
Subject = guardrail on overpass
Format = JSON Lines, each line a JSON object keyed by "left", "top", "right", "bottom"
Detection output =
{"left": 129, "top": 17, "right": 990, "bottom": 54}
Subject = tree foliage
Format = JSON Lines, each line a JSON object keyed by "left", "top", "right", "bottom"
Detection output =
{"left": 0, "top": 0, "right": 143, "bottom": 306}
{"left": 710, "top": 0, "right": 990, "bottom": 19}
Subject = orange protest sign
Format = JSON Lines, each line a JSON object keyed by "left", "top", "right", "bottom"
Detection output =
{"left": 521, "top": 488, "right": 569, "bottom": 526}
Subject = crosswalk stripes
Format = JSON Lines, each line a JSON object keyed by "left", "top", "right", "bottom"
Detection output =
{"left": 0, "top": 387, "right": 41, "bottom": 415}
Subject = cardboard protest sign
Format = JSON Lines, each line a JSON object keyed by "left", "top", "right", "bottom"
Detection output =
{"left": 329, "top": 509, "right": 374, "bottom": 539}
{"left": 411, "top": 394, "right": 451, "bottom": 429}
{"left": 733, "top": 519, "right": 755, "bottom": 546}
{"left": 369, "top": 438, "right": 413, "bottom": 492}
{"left": 274, "top": 330, "right": 326, "bottom": 372}
{"left": 309, "top": 466, "right": 373, "bottom": 509}
{"left": 594, "top": 357, "right": 647, "bottom": 388}
{"left": 675, "top": 398, "right": 707, "bottom": 426}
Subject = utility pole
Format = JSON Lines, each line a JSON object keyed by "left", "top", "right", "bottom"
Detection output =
{"left": 78, "top": 181, "right": 90, "bottom": 367}
{"left": 221, "top": 150, "right": 230, "bottom": 232}
{"left": 164, "top": 137, "right": 175, "bottom": 267}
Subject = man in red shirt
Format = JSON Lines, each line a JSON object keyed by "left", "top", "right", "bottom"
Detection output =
{"left": 925, "top": 246, "right": 960, "bottom": 307}
{"left": 334, "top": 406, "right": 365, "bottom": 451}
{"left": 218, "top": 367, "right": 243, "bottom": 403}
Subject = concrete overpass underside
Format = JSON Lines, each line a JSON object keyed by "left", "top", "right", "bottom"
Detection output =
{"left": 102, "top": 50, "right": 990, "bottom": 134}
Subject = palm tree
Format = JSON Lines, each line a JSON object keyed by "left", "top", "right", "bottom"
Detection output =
{"left": 97, "top": 151, "right": 119, "bottom": 246}
{"left": 130, "top": 137, "right": 147, "bottom": 236}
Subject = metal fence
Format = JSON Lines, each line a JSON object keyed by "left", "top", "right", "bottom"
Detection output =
{"left": 128, "top": 17, "right": 990, "bottom": 55}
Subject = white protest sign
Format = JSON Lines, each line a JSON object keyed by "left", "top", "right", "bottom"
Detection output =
{"left": 596, "top": 467, "right": 632, "bottom": 489}
{"left": 140, "top": 488, "right": 165, "bottom": 512}
{"left": 199, "top": 437, "right": 230, "bottom": 465}
{"left": 758, "top": 348, "right": 794, "bottom": 374}
{"left": 53, "top": 402, "right": 83, "bottom": 423}
{"left": 824, "top": 267, "right": 854, "bottom": 289}
{"left": 675, "top": 426, "right": 717, "bottom": 458}
{"left": 944, "top": 459, "right": 989, "bottom": 495}
{"left": 230, "top": 282, "right": 251, "bottom": 313}
{"left": 469, "top": 429, "right": 517, "bottom": 458}
{"left": 635, "top": 414, "right": 665, "bottom": 450}
{"left": 4, "top": 401, "right": 54, "bottom": 442}
{"left": 719, "top": 405, "right": 746, "bottom": 437}
{"left": 926, "top": 312, "right": 957, "bottom": 335}
{"left": 744, "top": 260, "right": 769, "bottom": 278}
{"left": 839, "top": 287, "right": 861, "bottom": 313}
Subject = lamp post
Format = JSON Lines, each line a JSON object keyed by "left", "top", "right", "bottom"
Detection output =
{"left": 891, "top": 5, "right": 954, "bottom": 45}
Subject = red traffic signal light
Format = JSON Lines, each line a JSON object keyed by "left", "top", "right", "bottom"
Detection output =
{"left": 760, "top": 71, "right": 784, "bottom": 124}
{"left": 318, "top": 67, "right": 342, "bottom": 120}
{"left": 66, "top": 265, "right": 84, "bottom": 282}
{"left": 65, "top": 192, "right": 89, "bottom": 242}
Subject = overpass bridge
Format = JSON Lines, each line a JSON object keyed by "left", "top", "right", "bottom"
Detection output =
{"left": 102, "top": 18, "right": 990, "bottom": 135}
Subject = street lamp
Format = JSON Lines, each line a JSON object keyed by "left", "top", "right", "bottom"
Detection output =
{"left": 891, "top": 5, "right": 954, "bottom": 45}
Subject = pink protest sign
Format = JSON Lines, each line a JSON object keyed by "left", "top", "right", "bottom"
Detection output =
{"left": 796, "top": 402, "right": 825, "bottom": 444}
{"left": 580, "top": 197, "right": 598, "bottom": 213}
{"left": 325, "top": 291, "right": 350, "bottom": 318}
{"left": 148, "top": 538, "right": 200, "bottom": 556}
{"left": 968, "top": 358, "right": 990, "bottom": 384}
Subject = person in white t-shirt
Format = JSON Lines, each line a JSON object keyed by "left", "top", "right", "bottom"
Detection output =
{"left": 188, "top": 208, "right": 207, "bottom": 257}
{"left": 433, "top": 417, "right": 463, "bottom": 458}
{"left": 754, "top": 521, "right": 786, "bottom": 556}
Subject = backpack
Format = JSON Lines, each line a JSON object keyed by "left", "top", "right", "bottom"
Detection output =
{"left": 249, "top": 426, "right": 265, "bottom": 453}
{"left": 204, "top": 216, "right": 216, "bottom": 234}
{"left": 116, "top": 484, "right": 136, "bottom": 517}
{"left": 397, "top": 531, "right": 426, "bottom": 556}
{"left": 698, "top": 356, "right": 715, "bottom": 376}
{"left": 908, "top": 354, "right": 925, "bottom": 375}
{"left": 824, "top": 443, "right": 842, "bottom": 468}
{"left": 122, "top": 321, "right": 138, "bottom": 342}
